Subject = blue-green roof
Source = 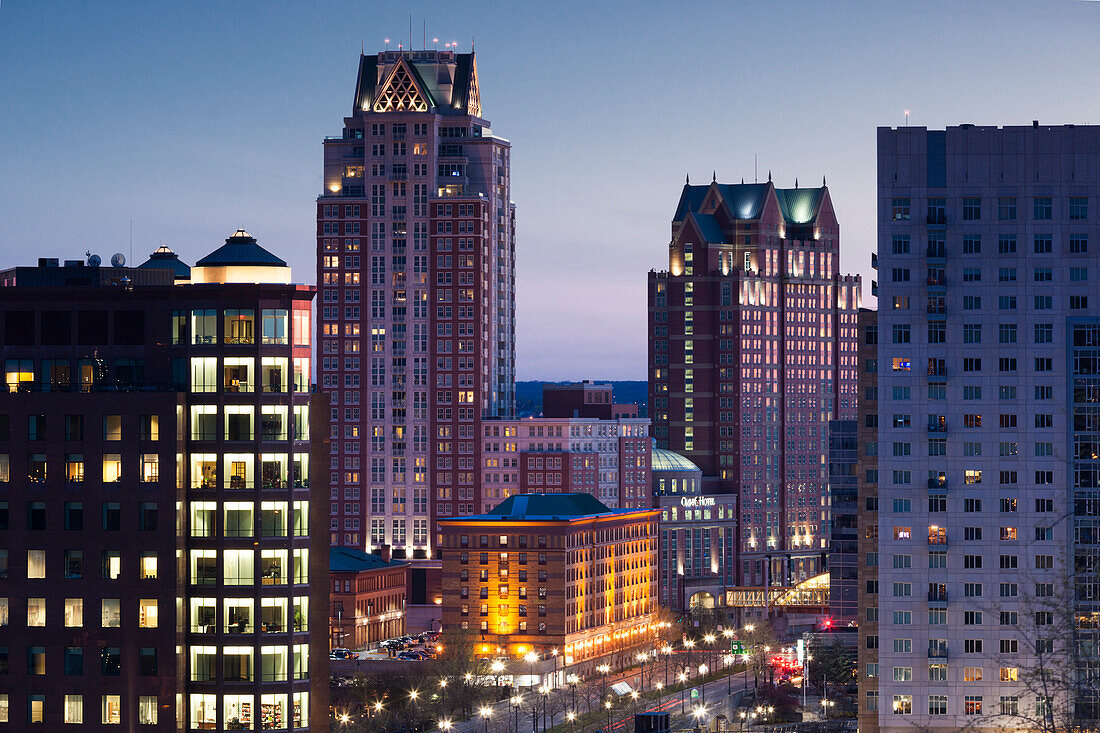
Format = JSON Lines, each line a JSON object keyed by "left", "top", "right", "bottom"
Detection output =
{"left": 716, "top": 183, "right": 770, "bottom": 220}
{"left": 330, "top": 546, "right": 407, "bottom": 573}
{"left": 137, "top": 245, "right": 191, "bottom": 279}
{"left": 450, "top": 493, "right": 641, "bottom": 522}
{"left": 674, "top": 182, "right": 826, "bottom": 225}
{"left": 775, "top": 187, "right": 824, "bottom": 224}
{"left": 689, "top": 213, "right": 726, "bottom": 244}
{"left": 195, "top": 230, "right": 287, "bottom": 267}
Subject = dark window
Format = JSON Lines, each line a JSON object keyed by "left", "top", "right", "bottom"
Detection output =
{"left": 65, "top": 415, "right": 84, "bottom": 441}
{"left": 102, "top": 502, "right": 121, "bottom": 531}
{"left": 41, "top": 310, "right": 72, "bottom": 345}
{"left": 4, "top": 311, "right": 34, "bottom": 346}
{"left": 26, "top": 501, "right": 46, "bottom": 530}
{"left": 0, "top": 502, "right": 7, "bottom": 530}
{"left": 100, "top": 646, "right": 121, "bottom": 675}
{"left": 138, "top": 647, "right": 158, "bottom": 676}
{"left": 0, "top": 647, "right": 7, "bottom": 674}
{"left": 0, "top": 414, "right": 8, "bottom": 440}
{"left": 65, "top": 502, "right": 83, "bottom": 530}
{"left": 65, "top": 550, "right": 83, "bottom": 578}
{"left": 64, "top": 646, "right": 83, "bottom": 675}
{"left": 113, "top": 310, "right": 145, "bottom": 346}
{"left": 27, "top": 415, "right": 45, "bottom": 441}
{"left": 139, "top": 502, "right": 158, "bottom": 531}
{"left": 76, "top": 310, "right": 108, "bottom": 345}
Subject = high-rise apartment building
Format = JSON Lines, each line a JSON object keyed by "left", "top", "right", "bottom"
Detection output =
{"left": 876, "top": 123, "right": 1100, "bottom": 732}
{"left": 856, "top": 308, "right": 880, "bottom": 732}
{"left": 648, "top": 180, "right": 860, "bottom": 592}
{"left": 0, "top": 235, "right": 328, "bottom": 730}
{"left": 318, "top": 49, "right": 515, "bottom": 557}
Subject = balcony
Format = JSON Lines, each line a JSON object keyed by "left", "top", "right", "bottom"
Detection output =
{"left": 927, "top": 478, "right": 948, "bottom": 491}
{"left": 927, "top": 647, "right": 949, "bottom": 658}
{"left": 928, "top": 528, "right": 947, "bottom": 546}
{"left": 927, "top": 420, "right": 947, "bottom": 433}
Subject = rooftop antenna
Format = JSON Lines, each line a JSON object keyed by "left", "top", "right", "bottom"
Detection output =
{"left": 904, "top": 109, "right": 910, "bottom": 126}
{"left": 422, "top": 20, "right": 425, "bottom": 50}
{"left": 409, "top": 14, "right": 413, "bottom": 52}
{"left": 384, "top": 37, "right": 390, "bottom": 49}
{"left": 754, "top": 154, "right": 758, "bottom": 183}
{"left": 129, "top": 218, "right": 133, "bottom": 266}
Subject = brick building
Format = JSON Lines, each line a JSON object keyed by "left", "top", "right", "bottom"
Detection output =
{"left": 0, "top": 234, "right": 328, "bottom": 731}
{"left": 437, "top": 494, "right": 659, "bottom": 679}
{"left": 648, "top": 179, "right": 861, "bottom": 589}
{"left": 480, "top": 417, "right": 651, "bottom": 510}
{"left": 328, "top": 547, "right": 408, "bottom": 650}
{"left": 317, "top": 48, "right": 516, "bottom": 557}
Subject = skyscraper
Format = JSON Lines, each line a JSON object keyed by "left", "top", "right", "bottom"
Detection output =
{"left": 648, "top": 179, "right": 860, "bottom": 596}
{"left": 318, "top": 49, "right": 515, "bottom": 558}
{"left": 0, "top": 235, "right": 328, "bottom": 730}
{"left": 875, "top": 123, "right": 1100, "bottom": 731}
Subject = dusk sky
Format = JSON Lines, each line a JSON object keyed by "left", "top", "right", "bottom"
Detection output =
{"left": 3, "top": 1, "right": 1099, "bottom": 379}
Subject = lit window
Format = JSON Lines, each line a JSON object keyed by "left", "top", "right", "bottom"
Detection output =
{"left": 224, "top": 550, "right": 256, "bottom": 586}
{"left": 140, "top": 553, "right": 158, "bottom": 580}
{"left": 65, "top": 598, "right": 83, "bottom": 627}
{"left": 101, "top": 599, "right": 120, "bottom": 628}
{"left": 101, "top": 694, "right": 121, "bottom": 724}
{"left": 64, "top": 694, "right": 83, "bottom": 724}
{"left": 27, "top": 549, "right": 45, "bottom": 579}
{"left": 27, "top": 597, "right": 45, "bottom": 626}
{"left": 139, "top": 599, "right": 158, "bottom": 628}
{"left": 138, "top": 696, "right": 157, "bottom": 725}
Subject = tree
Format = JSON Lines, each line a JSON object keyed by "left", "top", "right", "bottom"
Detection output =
{"left": 428, "top": 627, "right": 496, "bottom": 718}
{"left": 806, "top": 637, "right": 855, "bottom": 689}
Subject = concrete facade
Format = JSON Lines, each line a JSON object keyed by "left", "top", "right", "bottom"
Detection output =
{"left": 876, "top": 124, "right": 1100, "bottom": 731}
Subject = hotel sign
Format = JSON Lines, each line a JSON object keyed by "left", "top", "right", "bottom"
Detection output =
{"left": 680, "top": 496, "right": 715, "bottom": 508}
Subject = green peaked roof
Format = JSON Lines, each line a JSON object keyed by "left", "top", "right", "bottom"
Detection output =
{"left": 775, "top": 187, "right": 825, "bottom": 224}
{"left": 329, "top": 546, "right": 406, "bottom": 572}
{"left": 449, "top": 493, "right": 645, "bottom": 522}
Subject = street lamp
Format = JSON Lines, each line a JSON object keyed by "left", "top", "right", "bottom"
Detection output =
{"left": 678, "top": 671, "right": 688, "bottom": 713}
{"left": 724, "top": 654, "right": 735, "bottom": 695}
{"left": 631, "top": 689, "right": 639, "bottom": 716}
{"left": 604, "top": 699, "right": 612, "bottom": 731}
{"left": 511, "top": 695, "right": 522, "bottom": 733}
{"left": 439, "top": 719, "right": 453, "bottom": 733}
{"left": 566, "top": 673, "right": 579, "bottom": 714}
{"left": 699, "top": 663, "right": 709, "bottom": 704}
{"left": 478, "top": 706, "right": 492, "bottom": 733}
{"left": 440, "top": 677, "right": 448, "bottom": 713}
{"left": 566, "top": 711, "right": 576, "bottom": 733}
{"left": 636, "top": 651, "right": 648, "bottom": 691}
{"left": 339, "top": 712, "right": 350, "bottom": 726}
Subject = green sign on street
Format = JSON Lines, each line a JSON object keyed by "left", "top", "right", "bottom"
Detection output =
{"left": 691, "top": 688, "right": 699, "bottom": 699}
{"left": 730, "top": 641, "right": 746, "bottom": 655}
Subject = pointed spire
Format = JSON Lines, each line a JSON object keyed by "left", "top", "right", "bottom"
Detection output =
{"left": 741, "top": 177, "right": 745, "bottom": 185}
{"left": 712, "top": 170, "right": 716, "bottom": 183}
{"left": 795, "top": 177, "right": 799, "bottom": 188}
{"left": 823, "top": 174, "right": 827, "bottom": 187}
{"left": 686, "top": 173, "right": 690, "bottom": 185}
{"left": 767, "top": 170, "right": 772, "bottom": 183}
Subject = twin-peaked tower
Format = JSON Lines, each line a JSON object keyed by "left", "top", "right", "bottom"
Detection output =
{"left": 648, "top": 179, "right": 860, "bottom": 592}
{"left": 318, "top": 50, "right": 516, "bottom": 558}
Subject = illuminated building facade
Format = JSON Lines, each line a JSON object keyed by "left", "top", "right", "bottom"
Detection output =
{"left": 0, "top": 235, "right": 328, "bottom": 730}
{"left": 876, "top": 124, "right": 1100, "bottom": 732}
{"left": 648, "top": 179, "right": 860, "bottom": 589}
{"left": 652, "top": 447, "right": 739, "bottom": 612}
{"left": 328, "top": 547, "right": 408, "bottom": 649}
{"left": 480, "top": 417, "right": 651, "bottom": 511}
{"left": 317, "top": 49, "right": 516, "bottom": 558}
{"left": 438, "top": 494, "right": 659, "bottom": 677}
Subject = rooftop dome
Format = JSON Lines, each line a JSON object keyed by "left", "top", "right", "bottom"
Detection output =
{"left": 190, "top": 229, "right": 292, "bottom": 285}
{"left": 136, "top": 245, "right": 191, "bottom": 280}
{"left": 195, "top": 229, "right": 288, "bottom": 267}
{"left": 651, "top": 447, "right": 701, "bottom": 473}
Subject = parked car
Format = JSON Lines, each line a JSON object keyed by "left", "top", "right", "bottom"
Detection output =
{"left": 329, "top": 648, "right": 353, "bottom": 660}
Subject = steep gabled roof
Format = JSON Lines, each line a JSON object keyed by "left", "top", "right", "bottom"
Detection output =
{"left": 673, "top": 184, "right": 710, "bottom": 221}
{"left": 715, "top": 183, "right": 770, "bottom": 220}
{"left": 775, "top": 187, "right": 825, "bottom": 224}
{"left": 687, "top": 212, "right": 726, "bottom": 244}
{"left": 372, "top": 55, "right": 434, "bottom": 112}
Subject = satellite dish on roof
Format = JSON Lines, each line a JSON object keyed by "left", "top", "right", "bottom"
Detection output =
{"left": 88, "top": 254, "right": 102, "bottom": 267}
{"left": 111, "top": 253, "right": 126, "bottom": 267}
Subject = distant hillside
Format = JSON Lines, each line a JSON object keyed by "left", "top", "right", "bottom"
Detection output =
{"left": 516, "top": 381, "right": 648, "bottom": 418}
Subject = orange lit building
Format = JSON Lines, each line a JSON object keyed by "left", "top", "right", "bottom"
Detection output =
{"left": 438, "top": 494, "right": 659, "bottom": 677}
